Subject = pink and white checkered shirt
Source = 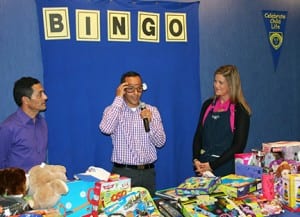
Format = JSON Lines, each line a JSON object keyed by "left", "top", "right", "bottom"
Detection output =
{"left": 99, "top": 96, "right": 166, "bottom": 165}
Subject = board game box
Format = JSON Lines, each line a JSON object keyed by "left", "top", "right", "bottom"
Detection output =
{"left": 218, "top": 174, "right": 261, "bottom": 198}
{"left": 175, "top": 177, "right": 221, "bottom": 196}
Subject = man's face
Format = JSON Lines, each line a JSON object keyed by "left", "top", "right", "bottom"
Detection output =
{"left": 123, "top": 76, "right": 143, "bottom": 108}
{"left": 27, "top": 83, "right": 48, "bottom": 112}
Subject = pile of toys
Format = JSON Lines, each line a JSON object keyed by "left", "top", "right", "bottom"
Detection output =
{"left": 2, "top": 141, "right": 300, "bottom": 217}
{"left": 156, "top": 173, "right": 282, "bottom": 216}
{"left": 154, "top": 141, "right": 300, "bottom": 216}
{"left": 0, "top": 165, "right": 160, "bottom": 217}
{"left": 235, "top": 141, "right": 300, "bottom": 213}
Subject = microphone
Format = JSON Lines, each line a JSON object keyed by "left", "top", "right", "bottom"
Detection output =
{"left": 139, "top": 102, "right": 150, "bottom": 132}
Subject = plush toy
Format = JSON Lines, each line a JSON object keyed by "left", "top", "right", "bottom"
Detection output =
{"left": 27, "top": 163, "right": 69, "bottom": 209}
{"left": 0, "top": 167, "right": 27, "bottom": 197}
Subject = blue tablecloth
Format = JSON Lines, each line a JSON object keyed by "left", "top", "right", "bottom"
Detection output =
{"left": 280, "top": 210, "right": 300, "bottom": 216}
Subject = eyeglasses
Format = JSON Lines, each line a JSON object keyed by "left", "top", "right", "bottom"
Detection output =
{"left": 125, "top": 86, "right": 143, "bottom": 93}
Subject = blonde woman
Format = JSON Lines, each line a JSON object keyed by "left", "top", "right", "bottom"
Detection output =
{"left": 193, "top": 65, "right": 251, "bottom": 176}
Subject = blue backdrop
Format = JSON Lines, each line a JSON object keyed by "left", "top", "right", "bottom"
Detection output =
{"left": 35, "top": 0, "right": 200, "bottom": 190}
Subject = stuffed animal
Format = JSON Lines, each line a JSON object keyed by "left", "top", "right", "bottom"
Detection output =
{"left": 27, "top": 163, "right": 69, "bottom": 209}
{"left": 0, "top": 167, "right": 27, "bottom": 197}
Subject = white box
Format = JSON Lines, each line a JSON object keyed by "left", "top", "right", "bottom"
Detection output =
{"left": 262, "top": 141, "right": 300, "bottom": 167}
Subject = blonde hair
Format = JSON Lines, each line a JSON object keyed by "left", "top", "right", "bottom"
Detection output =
{"left": 214, "top": 65, "right": 252, "bottom": 115}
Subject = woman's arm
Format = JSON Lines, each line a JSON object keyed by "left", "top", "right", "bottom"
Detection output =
{"left": 192, "top": 99, "right": 213, "bottom": 160}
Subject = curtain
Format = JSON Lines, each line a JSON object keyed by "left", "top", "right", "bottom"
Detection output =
{"left": 35, "top": 0, "right": 200, "bottom": 190}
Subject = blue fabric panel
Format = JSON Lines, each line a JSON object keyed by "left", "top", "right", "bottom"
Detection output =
{"left": 35, "top": 0, "right": 200, "bottom": 189}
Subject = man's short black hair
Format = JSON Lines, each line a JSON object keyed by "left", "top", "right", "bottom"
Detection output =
{"left": 120, "top": 71, "right": 142, "bottom": 84}
{"left": 13, "top": 77, "right": 41, "bottom": 106}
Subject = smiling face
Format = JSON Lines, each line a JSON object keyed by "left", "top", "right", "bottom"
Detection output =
{"left": 214, "top": 74, "right": 230, "bottom": 101}
{"left": 123, "top": 76, "right": 143, "bottom": 108}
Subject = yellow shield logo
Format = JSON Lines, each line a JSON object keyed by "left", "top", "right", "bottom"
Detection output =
{"left": 269, "top": 32, "right": 283, "bottom": 50}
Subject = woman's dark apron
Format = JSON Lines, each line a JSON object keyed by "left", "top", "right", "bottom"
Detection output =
{"left": 200, "top": 106, "right": 234, "bottom": 176}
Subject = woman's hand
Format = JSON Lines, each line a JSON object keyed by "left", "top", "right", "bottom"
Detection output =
{"left": 193, "top": 159, "right": 212, "bottom": 176}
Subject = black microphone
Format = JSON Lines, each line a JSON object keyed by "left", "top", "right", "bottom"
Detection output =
{"left": 139, "top": 102, "right": 150, "bottom": 132}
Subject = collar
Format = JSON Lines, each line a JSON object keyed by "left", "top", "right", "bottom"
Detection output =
{"left": 16, "top": 108, "right": 40, "bottom": 124}
{"left": 214, "top": 99, "right": 231, "bottom": 111}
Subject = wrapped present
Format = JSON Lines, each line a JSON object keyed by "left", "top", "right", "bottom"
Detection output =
{"left": 175, "top": 177, "right": 221, "bottom": 196}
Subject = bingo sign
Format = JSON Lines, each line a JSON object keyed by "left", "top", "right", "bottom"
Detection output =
{"left": 262, "top": 10, "right": 288, "bottom": 71}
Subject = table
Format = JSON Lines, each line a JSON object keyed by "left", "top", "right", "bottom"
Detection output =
{"left": 280, "top": 210, "right": 300, "bottom": 216}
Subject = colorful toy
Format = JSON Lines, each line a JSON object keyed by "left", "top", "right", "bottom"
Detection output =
{"left": 55, "top": 180, "right": 95, "bottom": 217}
{"left": 218, "top": 174, "right": 261, "bottom": 198}
{"left": 284, "top": 174, "right": 300, "bottom": 212}
{"left": 262, "top": 173, "right": 275, "bottom": 200}
{"left": 262, "top": 141, "right": 300, "bottom": 167}
{"left": 102, "top": 187, "right": 160, "bottom": 217}
{"left": 176, "top": 177, "right": 221, "bottom": 196}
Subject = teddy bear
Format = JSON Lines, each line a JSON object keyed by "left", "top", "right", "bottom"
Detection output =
{"left": 0, "top": 167, "right": 27, "bottom": 197}
{"left": 27, "top": 163, "right": 69, "bottom": 209}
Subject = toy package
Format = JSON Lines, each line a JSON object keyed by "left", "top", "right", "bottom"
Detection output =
{"left": 21, "top": 208, "right": 63, "bottom": 217}
{"left": 262, "top": 141, "right": 300, "bottom": 167}
{"left": 218, "top": 174, "right": 261, "bottom": 198}
{"left": 55, "top": 180, "right": 95, "bottom": 217}
{"left": 0, "top": 196, "right": 30, "bottom": 217}
{"left": 235, "top": 152, "right": 263, "bottom": 179}
{"left": 280, "top": 174, "right": 300, "bottom": 212}
{"left": 88, "top": 176, "right": 131, "bottom": 215}
{"left": 180, "top": 196, "right": 216, "bottom": 217}
{"left": 155, "top": 199, "right": 183, "bottom": 217}
{"left": 175, "top": 177, "right": 221, "bottom": 196}
{"left": 237, "top": 194, "right": 284, "bottom": 216}
{"left": 180, "top": 193, "right": 282, "bottom": 217}
{"left": 155, "top": 187, "right": 183, "bottom": 201}
{"left": 180, "top": 196, "right": 246, "bottom": 217}
{"left": 101, "top": 187, "right": 160, "bottom": 217}
{"left": 231, "top": 196, "right": 264, "bottom": 217}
